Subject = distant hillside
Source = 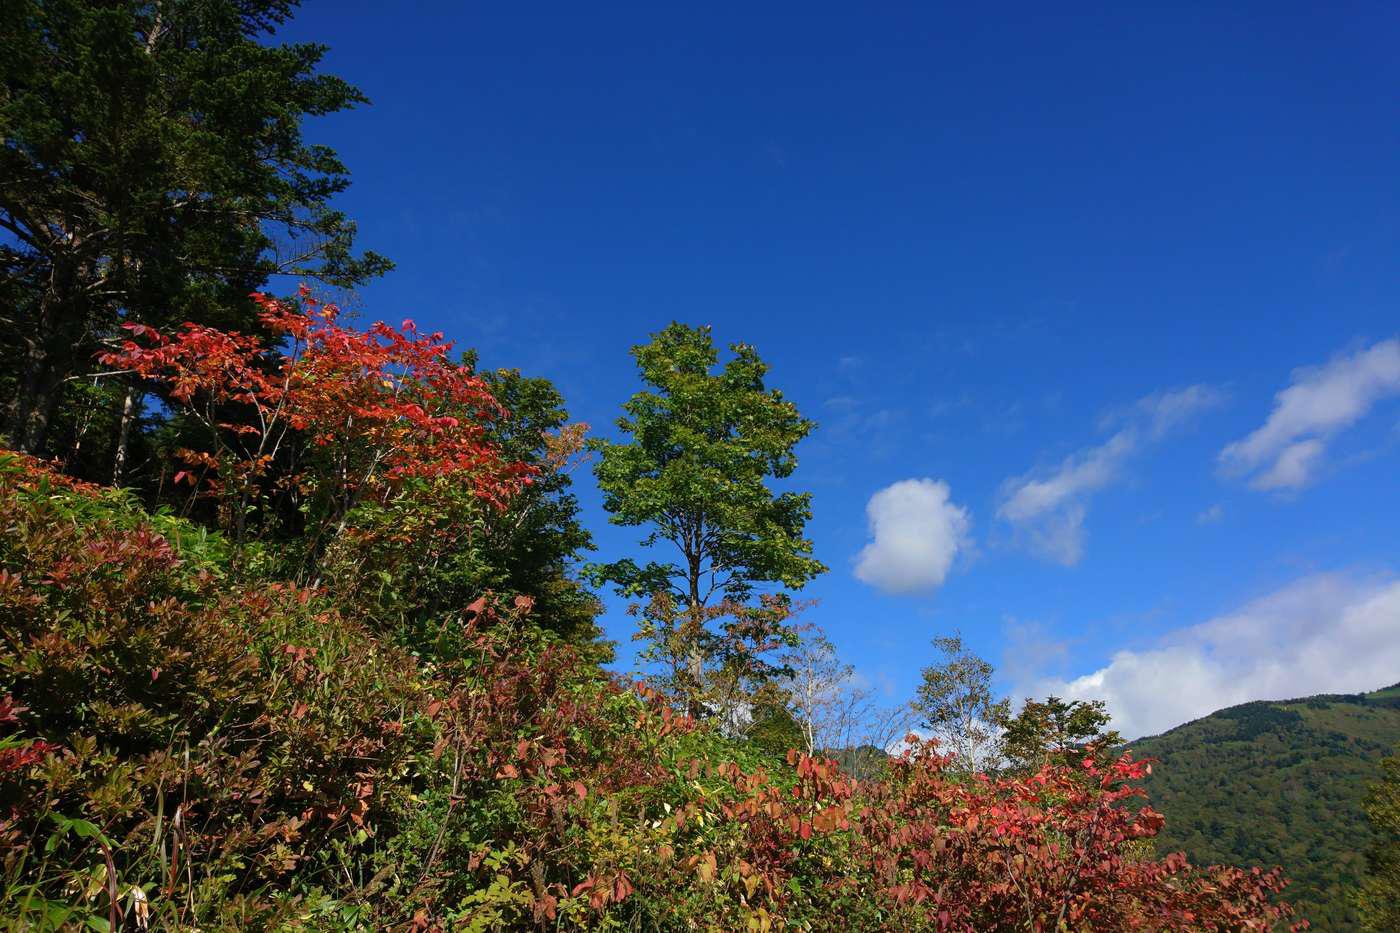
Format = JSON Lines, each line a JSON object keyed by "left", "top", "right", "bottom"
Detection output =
{"left": 1130, "top": 682, "right": 1400, "bottom": 930}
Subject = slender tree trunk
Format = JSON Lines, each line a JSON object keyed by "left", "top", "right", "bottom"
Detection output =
{"left": 684, "top": 537, "right": 705, "bottom": 718}
{"left": 112, "top": 387, "right": 137, "bottom": 485}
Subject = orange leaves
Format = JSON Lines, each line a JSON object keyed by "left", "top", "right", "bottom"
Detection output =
{"left": 542, "top": 421, "right": 591, "bottom": 473}
{"left": 810, "top": 804, "right": 848, "bottom": 833}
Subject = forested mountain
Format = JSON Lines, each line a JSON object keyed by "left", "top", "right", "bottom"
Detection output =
{"left": 1132, "top": 683, "right": 1400, "bottom": 929}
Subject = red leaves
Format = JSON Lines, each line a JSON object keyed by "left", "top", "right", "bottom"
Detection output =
{"left": 99, "top": 288, "right": 537, "bottom": 537}
{"left": 0, "top": 453, "right": 1298, "bottom": 932}
{"left": 840, "top": 737, "right": 1302, "bottom": 929}
{"left": 0, "top": 694, "right": 59, "bottom": 774}
{"left": 0, "top": 695, "right": 27, "bottom": 727}
{"left": 570, "top": 872, "right": 634, "bottom": 910}
{"left": 663, "top": 735, "right": 1297, "bottom": 929}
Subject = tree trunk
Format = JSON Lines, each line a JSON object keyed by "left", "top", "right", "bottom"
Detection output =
{"left": 9, "top": 264, "right": 86, "bottom": 455}
{"left": 683, "top": 534, "right": 706, "bottom": 718}
{"left": 112, "top": 387, "right": 137, "bottom": 485}
{"left": 9, "top": 347, "right": 64, "bottom": 454}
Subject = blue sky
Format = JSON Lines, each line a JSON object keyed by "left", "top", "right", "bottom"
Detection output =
{"left": 281, "top": 1, "right": 1400, "bottom": 737}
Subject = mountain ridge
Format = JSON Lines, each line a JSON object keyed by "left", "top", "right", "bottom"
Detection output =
{"left": 1129, "top": 680, "right": 1400, "bottom": 929}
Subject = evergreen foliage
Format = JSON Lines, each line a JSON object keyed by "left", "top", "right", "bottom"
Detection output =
{"left": 0, "top": 0, "right": 387, "bottom": 457}
{"left": 1001, "top": 696, "right": 1121, "bottom": 772}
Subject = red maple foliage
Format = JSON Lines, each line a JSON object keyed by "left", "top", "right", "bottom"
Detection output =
{"left": 100, "top": 288, "right": 533, "bottom": 542}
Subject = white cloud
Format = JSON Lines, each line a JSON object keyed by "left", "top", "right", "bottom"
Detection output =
{"left": 1131, "top": 384, "right": 1230, "bottom": 440}
{"left": 854, "top": 479, "right": 970, "bottom": 595}
{"left": 998, "top": 386, "right": 1223, "bottom": 565}
{"left": 1220, "top": 338, "right": 1400, "bottom": 490}
{"left": 1021, "top": 573, "right": 1400, "bottom": 739}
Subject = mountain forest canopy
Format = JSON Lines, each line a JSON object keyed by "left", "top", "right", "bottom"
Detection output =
{"left": 1132, "top": 684, "right": 1400, "bottom": 930}
{"left": 0, "top": 1, "right": 1391, "bottom": 930}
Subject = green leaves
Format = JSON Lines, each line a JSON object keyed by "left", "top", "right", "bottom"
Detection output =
{"left": 591, "top": 322, "right": 826, "bottom": 607}
{"left": 1000, "top": 695, "right": 1120, "bottom": 772}
{"left": 591, "top": 322, "right": 825, "bottom": 717}
{"left": 1357, "top": 746, "right": 1400, "bottom": 929}
{"left": 912, "top": 634, "right": 1010, "bottom": 772}
{"left": 45, "top": 814, "right": 114, "bottom": 854}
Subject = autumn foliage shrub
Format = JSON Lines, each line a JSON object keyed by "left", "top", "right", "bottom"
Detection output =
{"left": 0, "top": 453, "right": 436, "bottom": 927}
{"left": 0, "top": 452, "right": 1303, "bottom": 930}
{"left": 99, "top": 288, "right": 533, "bottom": 562}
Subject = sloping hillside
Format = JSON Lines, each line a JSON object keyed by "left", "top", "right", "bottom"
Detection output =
{"left": 1131, "top": 683, "right": 1400, "bottom": 929}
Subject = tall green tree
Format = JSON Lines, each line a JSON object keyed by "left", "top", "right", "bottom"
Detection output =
{"left": 591, "top": 322, "right": 825, "bottom": 713}
{"left": 0, "top": 0, "right": 389, "bottom": 456}
{"left": 1357, "top": 744, "right": 1400, "bottom": 930}
{"left": 912, "top": 633, "right": 1010, "bottom": 771}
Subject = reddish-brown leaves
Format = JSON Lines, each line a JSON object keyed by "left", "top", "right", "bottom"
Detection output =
{"left": 100, "top": 287, "right": 536, "bottom": 535}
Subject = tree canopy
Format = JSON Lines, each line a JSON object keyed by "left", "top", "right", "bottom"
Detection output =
{"left": 1001, "top": 695, "right": 1121, "bottom": 771}
{"left": 590, "top": 322, "right": 825, "bottom": 608}
{"left": 590, "top": 322, "right": 826, "bottom": 717}
{"left": 911, "top": 634, "right": 1010, "bottom": 771}
{"left": 1357, "top": 744, "right": 1400, "bottom": 929}
{"left": 1, "top": 0, "right": 388, "bottom": 455}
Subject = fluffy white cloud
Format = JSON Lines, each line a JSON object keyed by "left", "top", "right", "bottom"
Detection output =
{"left": 998, "top": 386, "right": 1223, "bottom": 565}
{"left": 1220, "top": 338, "right": 1400, "bottom": 490}
{"left": 1021, "top": 573, "right": 1400, "bottom": 739}
{"left": 854, "top": 479, "right": 970, "bottom": 595}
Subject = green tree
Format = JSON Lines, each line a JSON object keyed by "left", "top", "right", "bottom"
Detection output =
{"left": 591, "top": 322, "right": 825, "bottom": 713}
{"left": 742, "top": 680, "right": 807, "bottom": 759}
{"left": 1357, "top": 744, "right": 1400, "bottom": 930}
{"left": 1, "top": 0, "right": 389, "bottom": 456}
{"left": 473, "top": 365, "right": 601, "bottom": 647}
{"left": 1000, "top": 695, "right": 1121, "bottom": 771}
{"left": 912, "top": 633, "right": 1009, "bottom": 771}
{"left": 318, "top": 363, "right": 604, "bottom": 650}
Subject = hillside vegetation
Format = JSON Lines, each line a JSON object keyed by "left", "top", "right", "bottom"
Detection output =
{"left": 1133, "top": 685, "right": 1400, "bottom": 929}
